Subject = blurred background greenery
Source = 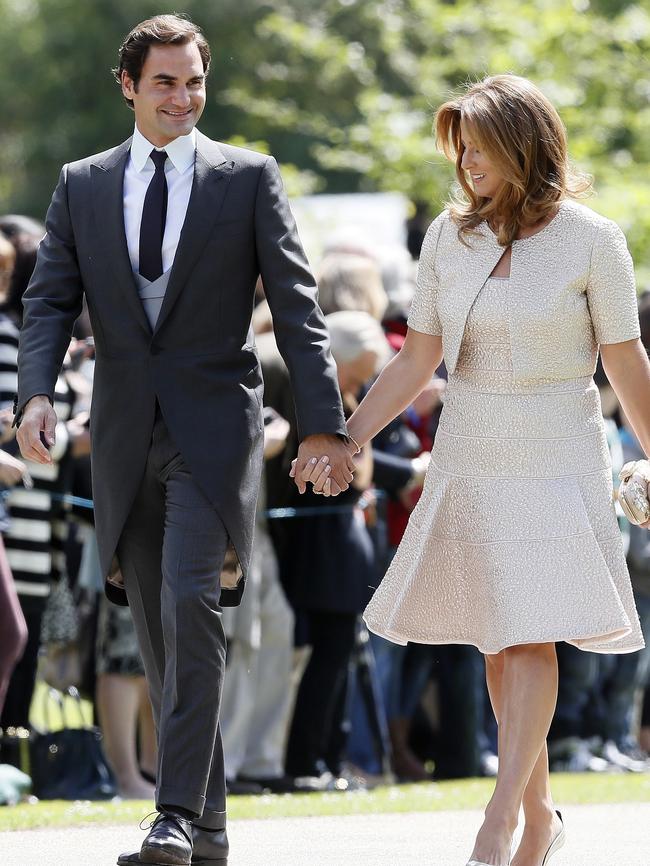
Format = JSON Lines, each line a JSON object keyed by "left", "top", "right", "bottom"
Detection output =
{"left": 1, "top": 0, "right": 649, "bottom": 285}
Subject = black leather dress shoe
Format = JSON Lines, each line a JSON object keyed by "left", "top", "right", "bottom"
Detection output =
{"left": 116, "top": 822, "right": 227, "bottom": 866}
{"left": 140, "top": 811, "right": 193, "bottom": 865}
{"left": 117, "top": 853, "right": 141, "bottom": 865}
{"left": 191, "top": 825, "right": 229, "bottom": 865}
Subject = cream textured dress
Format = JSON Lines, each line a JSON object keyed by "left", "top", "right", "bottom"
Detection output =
{"left": 364, "top": 200, "right": 645, "bottom": 655}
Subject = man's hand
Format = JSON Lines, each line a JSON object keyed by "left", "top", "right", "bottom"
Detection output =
{"left": 290, "top": 433, "right": 356, "bottom": 496}
{"left": 16, "top": 395, "right": 57, "bottom": 465}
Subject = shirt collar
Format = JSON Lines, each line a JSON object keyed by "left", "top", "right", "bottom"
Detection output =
{"left": 130, "top": 125, "right": 197, "bottom": 174}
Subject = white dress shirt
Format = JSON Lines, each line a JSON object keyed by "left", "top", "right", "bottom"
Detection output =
{"left": 123, "top": 125, "right": 196, "bottom": 276}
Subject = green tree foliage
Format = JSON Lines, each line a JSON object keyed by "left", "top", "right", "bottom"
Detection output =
{"left": 1, "top": 0, "right": 649, "bottom": 282}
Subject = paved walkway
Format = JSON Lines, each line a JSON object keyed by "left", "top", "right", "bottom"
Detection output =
{"left": 2, "top": 803, "right": 649, "bottom": 866}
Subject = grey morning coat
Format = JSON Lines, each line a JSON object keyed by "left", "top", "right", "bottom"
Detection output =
{"left": 16, "top": 131, "right": 347, "bottom": 606}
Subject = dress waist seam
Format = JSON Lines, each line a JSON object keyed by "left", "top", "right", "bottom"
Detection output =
{"left": 447, "top": 384, "right": 594, "bottom": 396}
{"left": 436, "top": 427, "right": 603, "bottom": 443}
{"left": 418, "top": 530, "right": 621, "bottom": 547}
{"left": 429, "top": 460, "right": 611, "bottom": 481}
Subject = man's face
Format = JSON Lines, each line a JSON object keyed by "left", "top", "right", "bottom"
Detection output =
{"left": 121, "top": 42, "right": 206, "bottom": 146}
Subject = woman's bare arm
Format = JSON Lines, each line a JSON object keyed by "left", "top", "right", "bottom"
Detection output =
{"left": 601, "top": 338, "right": 650, "bottom": 457}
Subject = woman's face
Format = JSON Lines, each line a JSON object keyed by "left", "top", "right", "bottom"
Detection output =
{"left": 460, "top": 119, "right": 505, "bottom": 199}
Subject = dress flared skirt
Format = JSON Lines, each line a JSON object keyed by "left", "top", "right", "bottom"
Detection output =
{"left": 364, "top": 377, "right": 644, "bottom": 655}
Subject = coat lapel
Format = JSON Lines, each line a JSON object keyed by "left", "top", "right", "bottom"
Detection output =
{"left": 442, "top": 225, "right": 505, "bottom": 374}
{"left": 90, "top": 139, "right": 152, "bottom": 336}
{"left": 153, "top": 133, "right": 233, "bottom": 336}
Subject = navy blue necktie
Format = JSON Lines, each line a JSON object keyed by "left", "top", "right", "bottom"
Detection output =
{"left": 139, "top": 149, "right": 168, "bottom": 282}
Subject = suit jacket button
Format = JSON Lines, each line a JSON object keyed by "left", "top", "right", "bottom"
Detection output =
{"left": 150, "top": 345, "right": 160, "bottom": 356}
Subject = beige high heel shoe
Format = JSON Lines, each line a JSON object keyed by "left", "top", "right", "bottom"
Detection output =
{"left": 467, "top": 810, "right": 564, "bottom": 866}
{"left": 466, "top": 861, "right": 509, "bottom": 866}
{"left": 466, "top": 857, "right": 510, "bottom": 866}
{"left": 541, "top": 810, "right": 565, "bottom": 865}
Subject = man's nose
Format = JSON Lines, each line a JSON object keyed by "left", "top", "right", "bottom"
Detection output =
{"left": 173, "top": 86, "right": 191, "bottom": 106}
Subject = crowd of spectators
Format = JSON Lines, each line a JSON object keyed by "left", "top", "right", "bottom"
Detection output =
{"left": 0, "top": 210, "right": 649, "bottom": 802}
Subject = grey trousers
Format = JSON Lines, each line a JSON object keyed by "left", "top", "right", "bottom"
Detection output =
{"left": 117, "top": 409, "right": 228, "bottom": 828}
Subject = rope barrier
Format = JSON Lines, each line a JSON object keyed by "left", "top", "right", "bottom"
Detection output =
{"left": 44, "top": 491, "right": 378, "bottom": 519}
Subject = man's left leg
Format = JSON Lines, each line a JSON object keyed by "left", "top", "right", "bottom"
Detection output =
{"left": 154, "top": 459, "right": 229, "bottom": 822}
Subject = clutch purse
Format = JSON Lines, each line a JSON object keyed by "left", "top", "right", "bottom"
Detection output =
{"left": 617, "top": 460, "right": 650, "bottom": 525}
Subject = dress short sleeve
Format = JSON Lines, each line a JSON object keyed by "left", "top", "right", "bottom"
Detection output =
{"left": 587, "top": 218, "right": 640, "bottom": 345}
{"left": 407, "top": 212, "right": 446, "bottom": 336}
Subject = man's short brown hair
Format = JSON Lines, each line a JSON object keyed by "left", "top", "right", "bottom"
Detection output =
{"left": 113, "top": 14, "right": 211, "bottom": 108}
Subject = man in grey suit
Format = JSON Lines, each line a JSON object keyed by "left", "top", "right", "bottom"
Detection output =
{"left": 15, "top": 14, "right": 354, "bottom": 866}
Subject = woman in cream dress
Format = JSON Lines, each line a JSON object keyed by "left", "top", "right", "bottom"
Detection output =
{"left": 295, "top": 75, "right": 650, "bottom": 866}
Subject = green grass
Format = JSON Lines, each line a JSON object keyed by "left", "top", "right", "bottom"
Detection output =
{"left": 5, "top": 687, "right": 646, "bottom": 832}
{"left": 1, "top": 774, "right": 649, "bottom": 832}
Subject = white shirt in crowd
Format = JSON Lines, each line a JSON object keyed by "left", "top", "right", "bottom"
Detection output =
{"left": 123, "top": 125, "right": 196, "bottom": 276}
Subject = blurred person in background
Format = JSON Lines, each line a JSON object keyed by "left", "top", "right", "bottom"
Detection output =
{"left": 219, "top": 403, "right": 295, "bottom": 795}
{"left": 605, "top": 294, "right": 650, "bottom": 768}
{"left": 636, "top": 303, "right": 650, "bottom": 758}
{"left": 95, "top": 571, "right": 159, "bottom": 800}
{"left": 0, "top": 218, "right": 89, "bottom": 733}
{"left": 284, "top": 311, "right": 388, "bottom": 789}
{"left": 316, "top": 253, "right": 388, "bottom": 321}
{"left": 0, "top": 232, "right": 28, "bottom": 718}
{"left": 549, "top": 345, "right": 650, "bottom": 774}
{"left": 547, "top": 360, "right": 635, "bottom": 774}
{"left": 63, "top": 330, "right": 158, "bottom": 801}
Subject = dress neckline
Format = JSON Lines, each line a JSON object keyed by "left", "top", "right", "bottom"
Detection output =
{"left": 483, "top": 200, "right": 567, "bottom": 245}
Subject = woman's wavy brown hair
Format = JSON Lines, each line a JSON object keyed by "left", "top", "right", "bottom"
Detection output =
{"left": 435, "top": 74, "right": 591, "bottom": 246}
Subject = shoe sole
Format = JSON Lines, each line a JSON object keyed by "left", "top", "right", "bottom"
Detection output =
{"left": 542, "top": 828, "right": 566, "bottom": 865}
{"left": 192, "top": 860, "right": 227, "bottom": 865}
{"left": 139, "top": 853, "right": 190, "bottom": 866}
{"left": 117, "top": 853, "right": 226, "bottom": 866}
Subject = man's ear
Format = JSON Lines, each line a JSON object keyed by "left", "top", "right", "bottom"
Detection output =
{"left": 121, "top": 70, "right": 136, "bottom": 101}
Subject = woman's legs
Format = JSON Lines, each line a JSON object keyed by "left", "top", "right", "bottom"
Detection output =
{"left": 0, "top": 600, "right": 43, "bottom": 729}
{"left": 96, "top": 673, "right": 156, "bottom": 800}
{"left": 138, "top": 676, "right": 158, "bottom": 780}
{"left": 0, "top": 538, "right": 27, "bottom": 716}
{"left": 470, "top": 643, "right": 559, "bottom": 866}
{"left": 486, "top": 654, "right": 557, "bottom": 842}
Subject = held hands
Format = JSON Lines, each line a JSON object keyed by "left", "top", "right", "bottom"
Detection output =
{"left": 290, "top": 433, "right": 356, "bottom": 496}
{"left": 16, "top": 395, "right": 58, "bottom": 465}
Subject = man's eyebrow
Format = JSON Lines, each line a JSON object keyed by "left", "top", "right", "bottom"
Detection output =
{"left": 151, "top": 72, "right": 205, "bottom": 82}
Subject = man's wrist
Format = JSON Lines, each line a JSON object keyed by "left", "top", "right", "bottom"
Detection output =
{"left": 13, "top": 394, "right": 52, "bottom": 429}
{"left": 26, "top": 394, "right": 52, "bottom": 408}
